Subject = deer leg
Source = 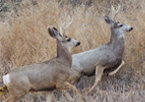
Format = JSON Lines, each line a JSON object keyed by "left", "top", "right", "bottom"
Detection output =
{"left": 62, "top": 90, "right": 74, "bottom": 102}
{"left": 0, "top": 88, "right": 6, "bottom": 100}
{"left": 45, "top": 90, "right": 73, "bottom": 102}
{"left": 56, "top": 82, "right": 83, "bottom": 102}
{"left": 4, "top": 84, "right": 28, "bottom": 102}
{"left": 88, "top": 66, "right": 105, "bottom": 93}
{"left": 3, "top": 96, "right": 16, "bottom": 102}
{"left": 0, "top": 92, "right": 4, "bottom": 100}
{"left": 3, "top": 97, "right": 12, "bottom": 102}
{"left": 64, "top": 82, "right": 83, "bottom": 102}
{"left": 4, "top": 93, "right": 26, "bottom": 102}
{"left": 32, "top": 93, "right": 35, "bottom": 102}
{"left": 0, "top": 85, "right": 7, "bottom": 100}
{"left": 46, "top": 91, "right": 54, "bottom": 102}
{"left": 0, "top": 92, "right": 6, "bottom": 100}
{"left": 109, "top": 60, "right": 125, "bottom": 76}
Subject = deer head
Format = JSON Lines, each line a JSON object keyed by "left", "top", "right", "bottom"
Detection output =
{"left": 105, "top": 5, "right": 133, "bottom": 37}
{"left": 48, "top": 27, "right": 80, "bottom": 52}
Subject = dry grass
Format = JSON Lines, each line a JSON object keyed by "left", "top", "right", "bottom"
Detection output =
{"left": 0, "top": 0, "right": 145, "bottom": 102}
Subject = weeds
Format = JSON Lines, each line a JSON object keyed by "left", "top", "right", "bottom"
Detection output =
{"left": 0, "top": 0, "right": 145, "bottom": 101}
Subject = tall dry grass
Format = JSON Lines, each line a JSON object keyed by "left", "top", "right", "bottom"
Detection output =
{"left": 0, "top": 0, "right": 145, "bottom": 101}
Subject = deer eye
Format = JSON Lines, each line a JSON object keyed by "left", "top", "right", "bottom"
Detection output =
{"left": 120, "top": 24, "right": 123, "bottom": 27}
{"left": 67, "top": 38, "right": 71, "bottom": 42}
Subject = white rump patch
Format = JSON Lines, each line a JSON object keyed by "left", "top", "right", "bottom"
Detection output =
{"left": 3, "top": 74, "right": 10, "bottom": 86}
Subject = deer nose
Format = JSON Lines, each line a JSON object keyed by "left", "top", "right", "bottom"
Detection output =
{"left": 129, "top": 27, "right": 133, "bottom": 32}
{"left": 76, "top": 42, "right": 80, "bottom": 46}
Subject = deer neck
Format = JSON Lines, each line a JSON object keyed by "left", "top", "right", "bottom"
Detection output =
{"left": 57, "top": 42, "right": 72, "bottom": 67}
{"left": 108, "top": 30, "right": 125, "bottom": 57}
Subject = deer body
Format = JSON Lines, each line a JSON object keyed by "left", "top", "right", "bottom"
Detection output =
{"left": 70, "top": 27, "right": 125, "bottom": 81}
{"left": 72, "top": 43, "right": 123, "bottom": 76}
{"left": 4, "top": 44, "right": 71, "bottom": 92}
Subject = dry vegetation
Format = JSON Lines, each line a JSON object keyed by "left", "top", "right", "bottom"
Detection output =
{"left": 0, "top": 0, "right": 145, "bottom": 102}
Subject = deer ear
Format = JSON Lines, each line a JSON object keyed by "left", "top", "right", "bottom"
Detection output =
{"left": 48, "top": 27, "right": 63, "bottom": 40}
{"left": 104, "top": 16, "right": 114, "bottom": 27}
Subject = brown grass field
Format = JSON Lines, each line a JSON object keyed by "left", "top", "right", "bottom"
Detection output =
{"left": 0, "top": 0, "right": 145, "bottom": 102}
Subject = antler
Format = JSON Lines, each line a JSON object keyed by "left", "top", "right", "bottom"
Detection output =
{"left": 59, "top": 18, "right": 73, "bottom": 36}
{"left": 63, "top": 19, "right": 73, "bottom": 35}
{"left": 111, "top": 5, "right": 121, "bottom": 22}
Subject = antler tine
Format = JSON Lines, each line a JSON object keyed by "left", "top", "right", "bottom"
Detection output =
{"left": 60, "top": 26, "right": 62, "bottom": 35}
{"left": 63, "top": 19, "right": 73, "bottom": 35}
{"left": 111, "top": 5, "right": 121, "bottom": 22}
{"left": 59, "top": 20, "right": 65, "bottom": 36}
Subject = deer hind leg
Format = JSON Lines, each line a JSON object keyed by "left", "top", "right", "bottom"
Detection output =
{"left": 0, "top": 91, "right": 6, "bottom": 100}
{"left": 88, "top": 65, "right": 105, "bottom": 93}
{"left": 4, "top": 85, "right": 28, "bottom": 102}
{"left": 4, "top": 90, "right": 27, "bottom": 102}
{"left": 56, "top": 82, "right": 83, "bottom": 102}
{"left": 4, "top": 94, "right": 26, "bottom": 102}
{"left": 0, "top": 85, "right": 7, "bottom": 100}
{"left": 3, "top": 96, "right": 16, "bottom": 102}
{"left": 109, "top": 60, "right": 125, "bottom": 76}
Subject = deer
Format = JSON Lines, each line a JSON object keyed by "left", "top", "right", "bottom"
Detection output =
{"left": 0, "top": 25, "right": 83, "bottom": 102}
{"left": 69, "top": 5, "right": 133, "bottom": 93}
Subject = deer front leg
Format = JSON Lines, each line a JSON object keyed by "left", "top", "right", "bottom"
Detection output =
{"left": 46, "top": 91, "right": 54, "bottom": 102}
{"left": 64, "top": 82, "right": 83, "bottom": 102}
{"left": 109, "top": 60, "right": 125, "bottom": 76}
{"left": 62, "top": 90, "right": 74, "bottom": 102}
{"left": 56, "top": 82, "right": 83, "bottom": 102}
{"left": 88, "top": 65, "right": 105, "bottom": 93}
